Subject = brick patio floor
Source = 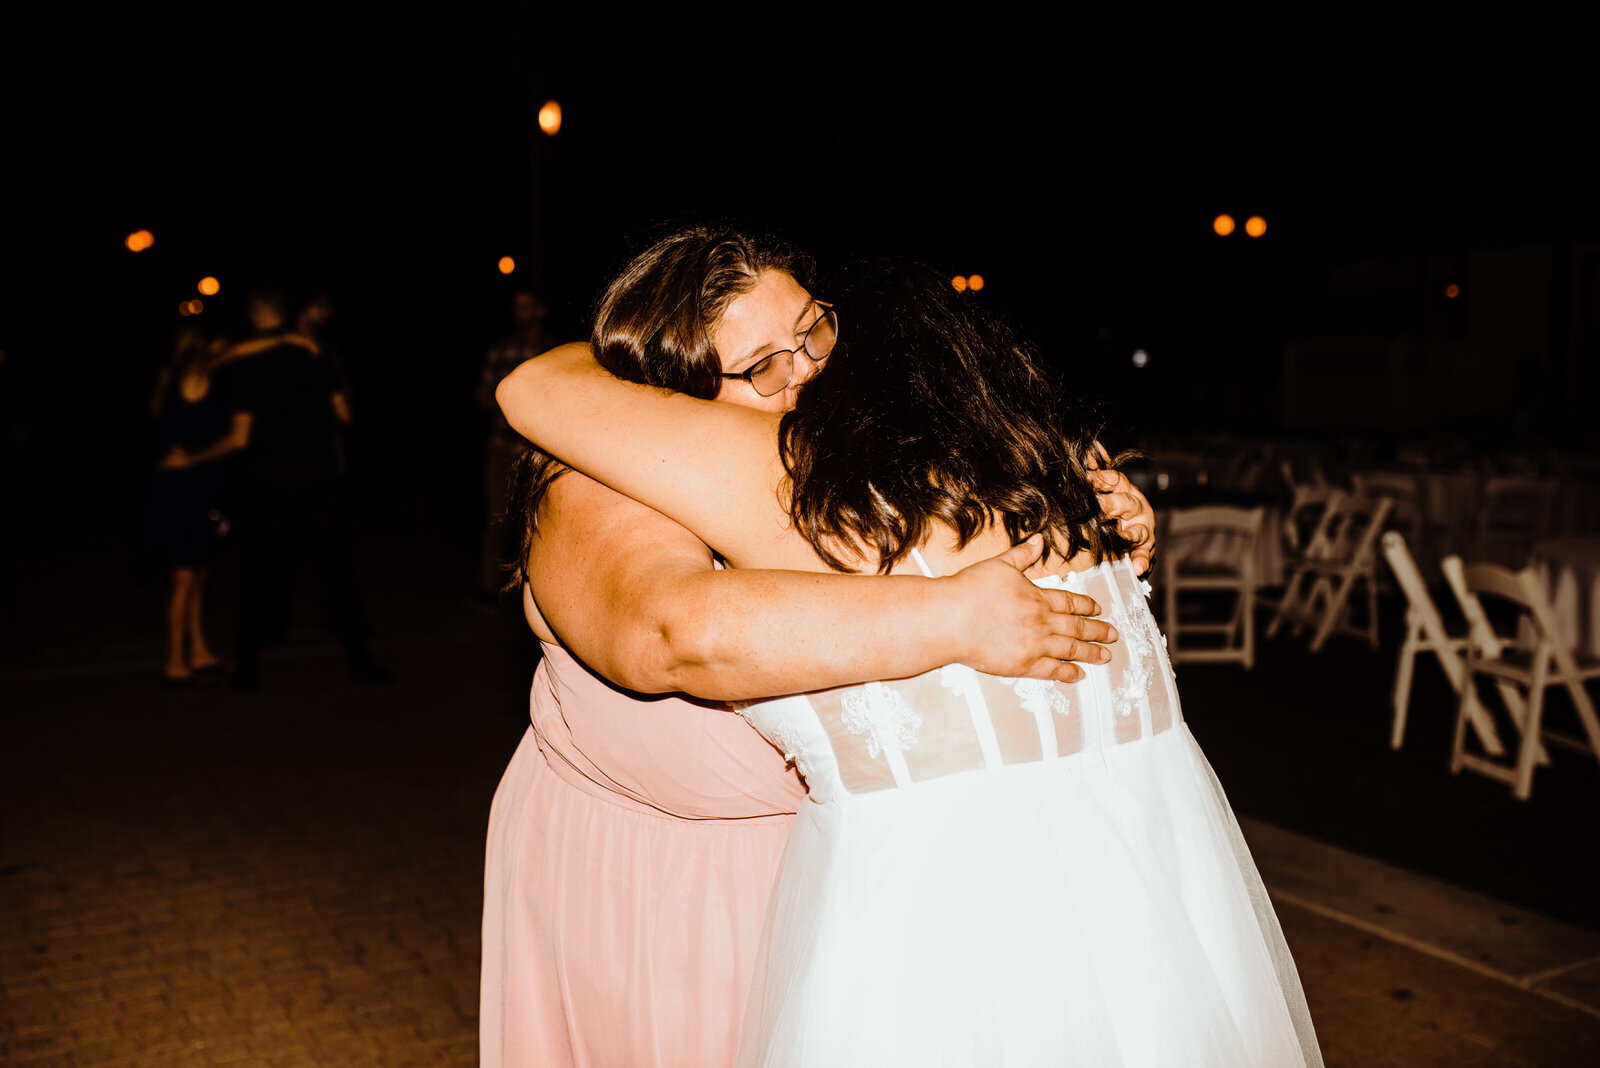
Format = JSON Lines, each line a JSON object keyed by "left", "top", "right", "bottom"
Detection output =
{"left": 5, "top": 529, "right": 1600, "bottom": 1065}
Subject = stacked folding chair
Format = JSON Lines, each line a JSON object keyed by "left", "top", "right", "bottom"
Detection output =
{"left": 1380, "top": 532, "right": 1507, "bottom": 755}
{"left": 1269, "top": 494, "right": 1393, "bottom": 653}
{"left": 1353, "top": 472, "right": 1425, "bottom": 581}
{"left": 1445, "top": 558, "right": 1600, "bottom": 800}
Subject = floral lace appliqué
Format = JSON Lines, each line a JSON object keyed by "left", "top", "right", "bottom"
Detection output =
{"left": 1136, "top": 576, "right": 1170, "bottom": 652}
{"left": 1109, "top": 597, "right": 1159, "bottom": 718}
{"left": 1012, "top": 677, "right": 1072, "bottom": 718}
{"left": 938, "top": 663, "right": 978, "bottom": 698}
{"left": 839, "top": 682, "right": 923, "bottom": 760}
{"left": 764, "top": 715, "right": 812, "bottom": 781}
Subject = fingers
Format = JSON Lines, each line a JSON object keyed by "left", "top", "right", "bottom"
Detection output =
{"left": 1047, "top": 635, "right": 1112, "bottom": 665}
{"left": 1038, "top": 589, "right": 1100, "bottom": 618}
{"left": 1098, "top": 489, "right": 1138, "bottom": 521}
{"left": 1017, "top": 659, "right": 1086, "bottom": 683}
{"left": 1090, "top": 467, "right": 1129, "bottom": 493}
{"left": 1060, "top": 614, "right": 1116, "bottom": 644}
{"left": 1037, "top": 591, "right": 1118, "bottom": 646}
{"left": 995, "top": 534, "right": 1044, "bottom": 572}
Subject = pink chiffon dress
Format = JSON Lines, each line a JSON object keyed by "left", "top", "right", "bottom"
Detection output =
{"left": 481, "top": 639, "right": 805, "bottom": 1068}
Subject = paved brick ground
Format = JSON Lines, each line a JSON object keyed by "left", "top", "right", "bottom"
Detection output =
{"left": 2, "top": 622, "right": 525, "bottom": 1067}
{"left": 5, "top": 514, "right": 1600, "bottom": 1065}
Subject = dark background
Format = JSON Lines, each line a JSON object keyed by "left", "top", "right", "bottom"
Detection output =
{"left": 6, "top": 22, "right": 1600, "bottom": 1056}
{"left": 5, "top": 16, "right": 1596, "bottom": 526}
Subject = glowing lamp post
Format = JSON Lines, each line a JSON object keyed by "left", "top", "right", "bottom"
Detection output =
{"left": 538, "top": 101, "right": 562, "bottom": 136}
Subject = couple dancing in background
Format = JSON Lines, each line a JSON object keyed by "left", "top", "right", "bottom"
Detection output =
{"left": 482, "top": 226, "right": 1321, "bottom": 1066}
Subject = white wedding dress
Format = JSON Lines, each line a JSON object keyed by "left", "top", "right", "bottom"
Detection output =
{"left": 736, "top": 554, "right": 1322, "bottom": 1067}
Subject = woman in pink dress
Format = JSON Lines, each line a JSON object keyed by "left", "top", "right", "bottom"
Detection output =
{"left": 481, "top": 226, "right": 1155, "bottom": 1067}
{"left": 499, "top": 257, "right": 1320, "bottom": 1066}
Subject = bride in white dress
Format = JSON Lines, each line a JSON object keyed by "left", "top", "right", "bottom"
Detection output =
{"left": 498, "top": 259, "right": 1322, "bottom": 1067}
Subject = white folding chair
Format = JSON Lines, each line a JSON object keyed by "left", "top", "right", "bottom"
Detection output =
{"left": 1441, "top": 555, "right": 1540, "bottom": 769}
{"left": 1270, "top": 494, "right": 1392, "bottom": 653}
{"left": 1265, "top": 487, "right": 1341, "bottom": 644}
{"left": 1449, "top": 560, "right": 1600, "bottom": 800}
{"left": 1279, "top": 456, "right": 1330, "bottom": 496}
{"left": 1280, "top": 485, "right": 1342, "bottom": 558}
{"left": 1381, "top": 534, "right": 1505, "bottom": 755}
{"left": 1162, "top": 506, "right": 1264, "bottom": 669}
{"left": 1354, "top": 472, "right": 1425, "bottom": 576}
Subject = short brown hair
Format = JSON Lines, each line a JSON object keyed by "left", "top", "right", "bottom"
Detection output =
{"left": 506, "top": 224, "right": 811, "bottom": 587}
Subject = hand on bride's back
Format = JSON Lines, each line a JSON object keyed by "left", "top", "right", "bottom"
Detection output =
{"left": 948, "top": 536, "right": 1116, "bottom": 683}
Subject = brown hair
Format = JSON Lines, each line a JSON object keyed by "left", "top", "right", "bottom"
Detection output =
{"left": 779, "top": 258, "right": 1133, "bottom": 573}
{"left": 505, "top": 224, "right": 812, "bottom": 586}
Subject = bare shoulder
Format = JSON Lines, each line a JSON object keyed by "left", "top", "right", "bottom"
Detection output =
{"left": 527, "top": 472, "right": 718, "bottom": 659}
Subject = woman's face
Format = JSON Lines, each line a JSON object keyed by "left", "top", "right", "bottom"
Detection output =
{"left": 712, "top": 270, "right": 828, "bottom": 413}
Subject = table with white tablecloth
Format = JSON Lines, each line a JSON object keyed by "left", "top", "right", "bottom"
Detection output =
{"left": 1528, "top": 538, "right": 1600, "bottom": 658}
{"left": 1158, "top": 507, "right": 1283, "bottom": 588}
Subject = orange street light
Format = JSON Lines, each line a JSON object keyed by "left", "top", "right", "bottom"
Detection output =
{"left": 538, "top": 100, "right": 562, "bottom": 135}
{"left": 498, "top": 256, "right": 516, "bottom": 275}
{"left": 968, "top": 274, "right": 985, "bottom": 292}
{"left": 1212, "top": 215, "right": 1235, "bottom": 237}
{"left": 126, "top": 229, "right": 155, "bottom": 252}
{"left": 1444, "top": 283, "right": 1461, "bottom": 299}
{"left": 1245, "top": 215, "right": 1267, "bottom": 238}
{"left": 198, "top": 276, "right": 220, "bottom": 296}
{"left": 952, "top": 276, "right": 968, "bottom": 292}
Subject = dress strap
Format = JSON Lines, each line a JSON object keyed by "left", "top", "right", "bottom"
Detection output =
{"left": 908, "top": 547, "right": 937, "bottom": 578}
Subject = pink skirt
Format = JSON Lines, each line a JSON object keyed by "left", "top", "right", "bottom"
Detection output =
{"left": 482, "top": 727, "right": 796, "bottom": 1067}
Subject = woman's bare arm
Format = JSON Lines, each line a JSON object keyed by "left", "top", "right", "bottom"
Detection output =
{"left": 499, "top": 344, "right": 1156, "bottom": 573}
{"left": 527, "top": 473, "right": 1112, "bottom": 698}
{"left": 159, "top": 413, "right": 252, "bottom": 470}
{"left": 498, "top": 344, "right": 812, "bottom": 569}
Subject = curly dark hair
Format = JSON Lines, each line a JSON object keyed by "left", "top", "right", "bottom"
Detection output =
{"left": 779, "top": 258, "right": 1133, "bottom": 574}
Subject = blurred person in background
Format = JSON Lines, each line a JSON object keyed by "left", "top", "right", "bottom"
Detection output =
{"left": 294, "top": 291, "right": 351, "bottom": 490}
{"left": 217, "top": 287, "right": 386, "bottom": 690}
{"left": 148, "top": 325, "right": 233, "bottom": 686}
{"left": 477, "top": 289, "right": 554, "bottom": 600}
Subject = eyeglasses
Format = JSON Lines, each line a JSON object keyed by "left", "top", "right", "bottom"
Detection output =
{"left": 719, "top": 303, "right": 838, "bottom": 398}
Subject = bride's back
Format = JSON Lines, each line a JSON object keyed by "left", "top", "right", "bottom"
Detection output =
{"left": 738, "top": 261, "right": 1182, "bottom": 798}
{"left": 743, "top": 554, "right": 1179, "bottom": 802}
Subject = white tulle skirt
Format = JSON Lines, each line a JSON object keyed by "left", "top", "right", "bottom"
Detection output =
{"left": 736, "top": 725, "right": 1322, "bottom": 1067}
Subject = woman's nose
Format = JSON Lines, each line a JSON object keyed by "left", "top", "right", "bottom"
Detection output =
{"left": 790, "top": 350, "right": 823, "bottom": 389}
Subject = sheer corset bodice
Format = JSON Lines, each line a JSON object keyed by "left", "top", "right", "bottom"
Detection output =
{"left": 735, "top": 553, "right": 1322, "bottom": 1067}
{"left": 740, "top": 556, "right": 1179, "bottom": 805}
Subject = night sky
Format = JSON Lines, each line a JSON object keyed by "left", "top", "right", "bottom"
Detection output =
{"left": 6, "top": 17, "right": 1596, "bottom": 507}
